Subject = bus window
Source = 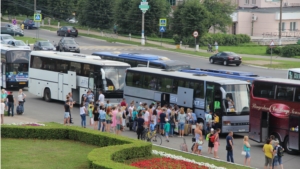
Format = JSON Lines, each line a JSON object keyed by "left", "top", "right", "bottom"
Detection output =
{"left": 205, "top": 83, "right": 215, "bottom": 112}
{"left": 43, "top": 58, "right": 56, "bottom": 71}
{"left": 253, "top": 82, "right": 276, "bottom": 99}
{"left": 172, "top": 79, "right": 178, "bottom": 94}
{"left": 132, "top": 72, "right": 142, "bottom": 87}
{"left": 276, "top": 86, "right": 294, "bottom": 101}
{"left": 56, "top": 60, "right": 69, "bottom": 73}
{"left": 295, "top": 87, "right": 300, "bottom": 102}
{"left": 143, "top": 74, "right": 152, "bottom": 89}
{"left": 31, "top": 56, "right": 42, "bottom": 69}
{"left": 192, "top": 81, "right": 204, "bottom": 98}
{"left": 178, "top": 79, "right": 188, "bottom": 88}
{"left": 126, "top": 71, "right": 134, "bottom": 86}
{"left": 83, "top": 64, "right": 94, "bottom": 76}
{"left": 70, "top": 62, "right": 81, "bottom": 75}
{"left": 160, "top": 76, "right": 173, "bottom": 93}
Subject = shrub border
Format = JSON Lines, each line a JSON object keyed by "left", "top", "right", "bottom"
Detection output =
{"left": 1, "top": 123, "right": 152, "bottom": 169}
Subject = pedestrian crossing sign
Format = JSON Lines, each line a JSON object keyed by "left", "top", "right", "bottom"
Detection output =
{"left": 34, "top": 14, "right": 42, "bottom": 22}
{"left": 159, "top": 18, "right": 167, "bottom": 26}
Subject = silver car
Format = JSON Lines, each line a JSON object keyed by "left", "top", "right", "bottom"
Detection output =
{"left": 7, "top": 40, "right": 31, "bottom": 50}
{"left": 0, "top": 34, "right": 15, "bottom": 43}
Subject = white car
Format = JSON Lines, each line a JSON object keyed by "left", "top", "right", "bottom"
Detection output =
{"left": 0, "top": 34, "right": 15, "bottom": 44}
{"left": 6, "top": 24, "right": 24, "bottom": 34}
{"left": 68, "top": 18, "right": 78, "bottom": 23}
{"left": 7, "top": 40, "right": 31, "bottom": 50}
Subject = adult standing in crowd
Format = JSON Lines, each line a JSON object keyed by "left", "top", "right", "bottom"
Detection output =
{"left": 169, "top": 108, "right": 176, "bottom": 137}
{"left": 214, "top": 41, "right": 218, "bottom": 53}
{"left": 84, "top": 90, "right": 94, "bottom": 109}
{"left": 132, "top": 107, "right": 138, "bottom": 132}
{"left": 193, "top": 123, "right": 201, "bottom": 154}
{"left": 1, "top": 89, "right": 7, "bottom": 111}
{"left": 116, "top": 107, "right": 123, "bottom": 135}
{"left": 68, "top": 92, "right": 75, "bottom": 124}
{"left": 263, "top": 139, "right": 273, "bottom": 169}
{"left": 93, "top": 107, "right": 99, "bottom": 130}
{"left": 79, "top": 102, "right": 87, "bottom": 128}
{"left": 273, "top": 140, "right": 284, "bottom": 169}
{"left": 177, "top": 108, "right": 186, "bottom": 138}
{"left": 6, "top": 91, "right": 16, "bottom": 117}
{"left": 136, "top": 113, "right": 144, "bottom": 140}
{"left": 111, "top": 106, "right": 118, "bottom": 133}
{"left": 98, "top": 91, "right": 105, "bottom": 106}
{"left": 159, "top": 108, "right": 166, "bottom": 136}
{"left": 1, "top": 99, "right": 5, "bottom": 124}
{"left": 213, "top": 128, "right": 221, "bottom": 159}
{"left": 120, "top": 98, "right": 127, "bottom": 107}
{"left": 105, "top": 107, "right": 112, "bottom": 132}
{"left": 243, "top": 136, "right": 251, "bottom": 166}
{"left": 64, "top": 100, "right": 71, "bottom": 125}
{"left": 226, "top": 131, "right": 234, "bottom": 163}
{"left": 144, "top": 107, "right": 150, "bottom": 128}
{"left": 205, "top": 111, "right": 213, "bottom": 132}
{"left": 99, "top": 106, "right": 106, "bottom": 132}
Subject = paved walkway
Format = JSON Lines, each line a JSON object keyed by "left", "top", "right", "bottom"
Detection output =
{"left": 3, "top": 17, "right": 299, "bottom": 62}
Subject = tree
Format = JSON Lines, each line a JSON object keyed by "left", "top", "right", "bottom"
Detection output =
{"left": 202, "top": 0, "right": 236, "bottom": 33}
{"left": 114, "top": 0, "right": 170, "bottom": 35}
{"left": 172, "top": 0, "right": 210, "bottom": 42}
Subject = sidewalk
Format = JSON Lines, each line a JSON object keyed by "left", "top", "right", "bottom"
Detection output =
{"left": 3, "top": 115, "right": 39, "bottom": 125}
{"left": 2, "top": 18, "right": 299, "bottom": 62}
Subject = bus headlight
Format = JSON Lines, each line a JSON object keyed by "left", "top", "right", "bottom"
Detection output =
{"left": 223, "top": 121, "right": 231, "bottom": 126}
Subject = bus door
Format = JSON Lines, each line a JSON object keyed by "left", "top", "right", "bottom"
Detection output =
{"left": 88, "top": 72, "right": 95, "bottom": 91}
{"left": 289, "top": 115, "right": 300, "bottom": 150}
{"left": 58, "top": 73, "right": 64, "bottom": 100}
{"left": 1, "top": 63, "right": 6, "bottom": 88}
{"left": 161, "top": 93, "right": 170, "bottom": 107}
{"left": 261, "top": 111, "right": 269, "bottom": 142}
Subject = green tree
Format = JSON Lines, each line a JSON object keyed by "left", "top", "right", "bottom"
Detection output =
{"left": 117, "top": 0, "right": 170, "bottom": 35}
{"left": 172, "top": 0, "right": 210, "bottom": 42}
{"left": 202, "top": 0, "right": 236, "bottom": 33}
{"left": 113, "top": 0, "right": 133, "bottom": 34}
{"left": 46, "top": 0, "right": 76, "bottom": 20}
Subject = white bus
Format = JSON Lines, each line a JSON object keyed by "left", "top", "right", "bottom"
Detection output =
{"left": 288, "top": 68, "right": 300, "bottom": 80}
{"left": 124, "top": 67, "right": 251, "bottom": 133}
{"left": 1, "top": 44, "right": 31, "bottom": 89}
{"left": 29, "top": 51, "right": 130, "bottom": 102}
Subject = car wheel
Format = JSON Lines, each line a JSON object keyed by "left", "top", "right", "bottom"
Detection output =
{"left": 64, "top": 33, "right": 67, "bottom": 37}
{"left": 57, "top": 32, "right": 60, "bottom": 36}
{"left": 63, "top": 48, "right": 66, "bottom": 52}
{"left": 223, "top": 60, "right": 228, "bottom": 66}
{"left": 59, "top": 47, "right": 62, "bottom": 52}
{"left": 236, "top": 63, "right": 241, "bottom": 66}
{"left": 26, "top": 26, "right": 29, "bottom": 29}
{"left": 209, "top": 58, "right": 214, "bottom": 64}
{"left": 75, "top": 34, "right": 78, "bottom": 37}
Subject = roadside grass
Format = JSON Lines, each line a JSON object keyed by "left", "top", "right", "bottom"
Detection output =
{"left": 1, "top": 138, "right": 97, "bottom": 169}
{"left": 14, "top": 36, "right": 43, "bottom": 44}
{"left": 152, "top": 146, "right": 251, "bottom": 169}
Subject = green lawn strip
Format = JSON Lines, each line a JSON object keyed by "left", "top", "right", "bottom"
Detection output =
{"left": 1, "top": 138, "right": 96, "bottom": 169}
{"left": 14, "top": 36, "right": 44, "bottom": 44}
{"left": 152, "top": 146, "right": 251, "bottom": 169}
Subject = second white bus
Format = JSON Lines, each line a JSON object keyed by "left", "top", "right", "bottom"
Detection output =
{"left": 29, "top": 51, "right": 130, "bottom": 102}
{"left": 288, "top": 68, "right": 300, "bottom": 80}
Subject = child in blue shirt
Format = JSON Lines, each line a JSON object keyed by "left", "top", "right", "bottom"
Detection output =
{"left": 150, "top": 120, "right": 155, "bottom": 132}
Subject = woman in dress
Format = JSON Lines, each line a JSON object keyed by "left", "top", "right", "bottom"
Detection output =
{"left": 243, "top": 136, "right": 251, "bottom": 166}
{"left": 93, "top": 107, "right": 99, "bottom": 130}
{"left": 105, "top": 107, "right": 112, "bottom": 132}
{"left": 111, "top": 106, "right": 118, "bottom": 133}
{"left": 214, "top": 128, "right": 221, "bottom": 159}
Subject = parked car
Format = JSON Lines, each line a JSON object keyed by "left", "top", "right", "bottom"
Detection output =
{"left": 22, "top": 19, "right": 38, "bottom": 29}
{"left": 57, "top": 26, "right": 78, "bottom": 37}
{"left": 33, "top": 41, "right": 56, "bottom": 51}
{"left": 5, "top": 24, "right": 24, "bottom": 33}
{"left": 68, "top": 18, "right": 78, "bottom": 23}
{"left": 7, "top": 40, "right": 31, "bottom": 50}
{"left": 57, "top": 37, "right": 80, "bottom": 53}
{"left": 0, "top": 34, "right": 15, "bottom": 43}
{"left": 209, "top": 52, "right": 242, "bottom": 66}
{"left": 1, "top": 27, "right": 24, "bottom": 36}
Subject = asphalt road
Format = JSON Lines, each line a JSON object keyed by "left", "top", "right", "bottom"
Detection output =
{"left": 5, "top": 24, "right": 286, "bottom": 78}
{"left": 7, "top": 89, "right": 299, "bottom": 169}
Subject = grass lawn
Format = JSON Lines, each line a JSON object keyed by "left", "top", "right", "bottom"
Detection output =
{"left": 152, "top": 146, "right": 251, "bottom": 169}
{"left": 1, "top": 138, "right": 98, "bottom": 169}
{"left": 14, "top": 36, "right": 43, "bottom": 44}
{"left": 200, "top": 43, "right": 268, "bottom": 56}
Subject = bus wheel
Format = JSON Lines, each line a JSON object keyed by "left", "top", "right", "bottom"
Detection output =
{"left": 283, "top": 137, "right": 298, "bottom": 155}
{"left": 43, "top": 88, "right": 51, "bottom": 102}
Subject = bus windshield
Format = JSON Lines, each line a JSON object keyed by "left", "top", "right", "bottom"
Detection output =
{"left": 103, "top": 67, "right": 127, "bottom": 91}
{"left": 288, "top": 70, "right": 300, "bottom": 80}
{"left": 166, "top": 65, "right": 190, "bottom": 71}
{"left": 221, "top": 84, "right": 250, "bottom": 115}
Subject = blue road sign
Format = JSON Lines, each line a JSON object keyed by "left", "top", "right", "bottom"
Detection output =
{"left": 159, "top": 26, "right": 166, "bottom": 33}
{"left": 34, "top": 14, "right": 42, "bottom": 22}
{"left": 12, "top": 19, "right": 17, "bottom": 25}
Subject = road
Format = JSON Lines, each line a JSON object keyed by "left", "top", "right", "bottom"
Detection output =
{"left": 13, "top": 25, "right": 287, "bottom": 78}
{"left": 6, "top": 90, "right": 299, "bottom": 169}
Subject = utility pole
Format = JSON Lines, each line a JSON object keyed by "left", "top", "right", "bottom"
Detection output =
{"left": 141, "top": 12, "right": 145, "bottom": 45}
{"left": 34, "top": 0, "right": 36, "bottom": 13}
{"left": 279, "top": 0, "right": 282, "bottom": 45}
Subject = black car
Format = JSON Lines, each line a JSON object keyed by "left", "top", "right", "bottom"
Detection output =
{"left": 57, "top": 26, "right": 78, "bottom": 37}
{"left": 209, "top": 52, "right": 242, "bottom": 66}
{"left": 22, "top": 19, "right": 37, "bottom": 29}
{"left": 0, "top": 27, "right": 24, "bottom": 36}
{"left": 57, "top": 37, "right": 80, "bottom": 53}
{"left": 33, "top": 41, "right": 56, "bottom": 51}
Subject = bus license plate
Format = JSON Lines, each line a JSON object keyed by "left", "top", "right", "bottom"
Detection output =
{"left": 70, "top": 50, "right": 75, "bottom": 51}
{"left": 19, "top": 82, "right": 26, "bottom": 84}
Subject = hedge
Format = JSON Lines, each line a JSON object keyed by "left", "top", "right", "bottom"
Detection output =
{"left": 173, "top": 33, "right": 251, "bottom": 46}
{"left": 1, "top": 123, "right": 152, "bottom": 169}
{"left": 266, "top": 45, "right": 300, "bottom": 57}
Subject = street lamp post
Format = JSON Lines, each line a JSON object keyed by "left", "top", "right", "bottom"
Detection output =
{"left": 279, "top": 0, "right": 282, "bottom": 45}
{"left": 139, "top": 0, "right": 149, "bottom": 46}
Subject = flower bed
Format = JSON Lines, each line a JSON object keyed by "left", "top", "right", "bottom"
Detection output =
{"left": 131, "top": 150, "right": 226, "bottom": 169}
{"left": 7, "top": 122, "right": 45, "bottom": 126}
{"left": 131, "top": 157, "right": 208, "bottom": 169}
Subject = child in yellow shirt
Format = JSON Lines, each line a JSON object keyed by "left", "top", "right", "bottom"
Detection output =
{"left": 88, "top": 101, "right": 94, "bottom": 126}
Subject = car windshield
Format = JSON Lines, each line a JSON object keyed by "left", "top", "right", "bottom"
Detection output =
{"left": 40, "top": 42, "right": 53, "bottom": 47}
{"left": 2, "top": 36, "right": 14, "bottom": 40}
{"left": 14, "top": 41, "right": 26, "bottom": 46}
{"left": 103, "top": 66, "right": 128, "bottom": 91}
{"left": 226, "top": 52, "right": 238, "bottom": 56}
{"left": 64, "top": 40, "right": 76, "bottom": 44}
{"left": 221, "top": 84, "right": 250, "bottom": 115}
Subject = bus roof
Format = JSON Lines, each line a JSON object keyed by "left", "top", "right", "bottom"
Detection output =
{"left": 128, "top": 67, "right": 250, "bottom": 85}
{"left": 254, "top": 78, "right": 300, "bottom": 85}
{"left": 289, "top": 68, "right": 300, "bottom": 72}
{"left": 180, "top": 69, "right": 266, "bottom": 82}
{"left": 30, "top": 51, "right": 130, "bottom": 66}
{"left": 93, "top": 52, "right": 170, "bottom": 61}
{"left": 0, "top": 44, "right": 31, "bottom": 51}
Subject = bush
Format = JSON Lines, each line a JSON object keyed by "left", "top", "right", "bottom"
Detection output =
{"left": 266, "top": 46, "right": 282, "bottom": 55}
{"left": 1, "top": 123, "right": 151, "bottom": 169}
{"left": 297, "top": 40, "right": 300, "bottom": 45}
{"left": 281, "top": 45, "right": 300, "bottom": 57}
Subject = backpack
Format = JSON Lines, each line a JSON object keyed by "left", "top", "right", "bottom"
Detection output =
{"left": 206, "top": 133, "right": 211, "bottom": 141}
{"left": 210, "top": 134, "right": 215, "bottom": 142}
{"left": 277, "top": 146, "right": 284, "bottom": 157}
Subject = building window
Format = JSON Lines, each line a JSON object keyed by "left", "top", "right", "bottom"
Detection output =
{"left": 252, "top": 0, "right": 256, "bottom": 4}
{"left": 245, "top": 0, "right": 249, "bottom": 4}
{"left": 290, "top": 22, "right": 297, "bottom": 31}
{"left": 168, "top": 0, "right": 176, "bottom": 6}
{"left": 279, "top": 22, "right": 285, "bottom": 31}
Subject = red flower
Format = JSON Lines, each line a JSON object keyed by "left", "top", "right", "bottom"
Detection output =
{"left": 131, "top": 157, "right": 208, "bottom": 169}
